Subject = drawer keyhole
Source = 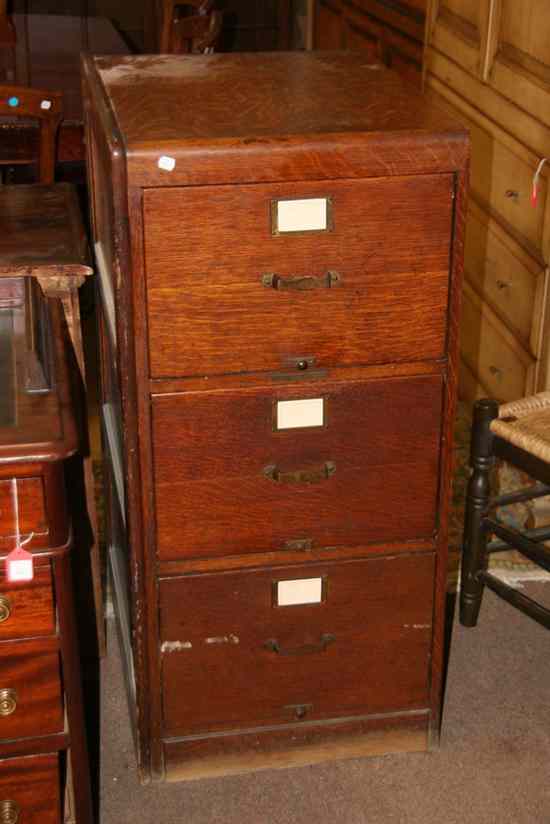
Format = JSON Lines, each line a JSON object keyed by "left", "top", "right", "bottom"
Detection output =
{"left": 284, "top": 702, "right": 313, "bottom": 721}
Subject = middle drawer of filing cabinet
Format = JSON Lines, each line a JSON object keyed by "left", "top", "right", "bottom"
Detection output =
{"left": 152, "top": 371, "right": 443, "bottom": 560}
{"left": 143, "top": 174, "right": 454, "bottom": 378}
{"left": 0, "top": 643, "right": 63, "bottom": 741}
{"left": 159, "top": 553, "right": 435, "bottom": 736}
{"left": 0, "top": 566, "right": 55, "bottom": 642}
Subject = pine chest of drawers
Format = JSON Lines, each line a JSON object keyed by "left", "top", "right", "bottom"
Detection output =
{"left": 82, "top": 51, "right": 469, "bottom": 783}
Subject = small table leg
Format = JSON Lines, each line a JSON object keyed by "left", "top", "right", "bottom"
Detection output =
{"left": 39, "top": 276, "right": 106, "bottom": 657}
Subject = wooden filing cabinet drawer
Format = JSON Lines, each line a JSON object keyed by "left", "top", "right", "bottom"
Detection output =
{"left": 0, "top": 479, "right": 47, "bottom": 547}
{"left": 143, "top": 175, "right": 454, "bottom": 377}
{"left": 0, "top": 567, "right": 55, "bottom": 641}
{"left": 0, "top": 753, "right": 60, "bottom": 824}
{"left": 0, "top": 644, "right": 63, "bottom": 741}
{"left": 152, "top": 372, "right": 443, "bottom": 559}
{"left": 160, "top": 553, "right": 435, "bottom": 736}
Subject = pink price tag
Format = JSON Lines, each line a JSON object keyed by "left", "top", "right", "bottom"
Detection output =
{"left": 6, "top": 546, "right": 34, "bottom": 582}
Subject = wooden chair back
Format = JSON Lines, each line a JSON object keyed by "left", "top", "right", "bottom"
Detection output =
{"left": 159, "top": 1, "right": 222, "bottom": 54}
{"left": 0, "top": 85, "right": 63, "bottom": 183}
{"left": 0, "top": 0, "right": 15, "bottom": 46}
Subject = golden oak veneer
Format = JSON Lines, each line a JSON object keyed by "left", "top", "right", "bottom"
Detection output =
{"left": 83, "top": 50, "right": 469, "bottom": 783}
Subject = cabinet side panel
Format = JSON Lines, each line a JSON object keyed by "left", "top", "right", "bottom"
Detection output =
{"left": 82, "top": 57, "right": 155, "bottom": 782}
{"left": 430, "top": 165, "right": 469, "bottom": 741}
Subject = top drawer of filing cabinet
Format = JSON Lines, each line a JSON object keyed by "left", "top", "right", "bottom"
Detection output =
{"left": 144, "top": 175, "right": 454, "bottom": 378}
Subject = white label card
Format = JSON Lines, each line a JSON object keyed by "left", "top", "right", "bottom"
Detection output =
{"left": 276, "top": 198, "right": 328, "bottom": 233}
{"left": 277, "top": 577, "right": 323, "bottom": 606}
{"left": 277, "top": 398, "right": 324, "bottom": 430}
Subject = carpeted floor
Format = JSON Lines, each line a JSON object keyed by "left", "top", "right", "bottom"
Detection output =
{"left": 99, "top": 585, "right": 550, "bottom": 823}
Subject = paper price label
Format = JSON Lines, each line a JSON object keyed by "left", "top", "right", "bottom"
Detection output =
{"left": 6, "top": 546, "right": 34, "bottom": 582}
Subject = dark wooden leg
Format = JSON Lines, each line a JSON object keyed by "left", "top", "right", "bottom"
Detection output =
{"left": 54, "top": 553, "right": 94, "bottom": 824}
{"left": 460, "top": 398, "right": 498, "bottom": 627}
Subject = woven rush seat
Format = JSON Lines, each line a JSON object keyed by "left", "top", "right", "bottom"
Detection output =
{"left": 461, "top": 394, "right": 550, "bottom": 631}
{"left": 491, "top": 392, "right": 550, "bottom": 463}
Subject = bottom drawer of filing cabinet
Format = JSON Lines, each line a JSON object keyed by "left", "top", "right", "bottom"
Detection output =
{"left": 160, "top": 553, "right": 435, "bottom": 737}
{"left": 0, "top": 644, "right": 63, "bottom": 741}
{"left": 0, "top": 753, "right": 60, "bottom": 824}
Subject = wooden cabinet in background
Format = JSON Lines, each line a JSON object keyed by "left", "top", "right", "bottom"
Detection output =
{"left": 424, "top": 0, "right": 550, "bottom": 403}
{"left": 0, "top": 279, "right": 92, "bottom": 823}
{"left": 217, "top": 0, "right": 291, "bottom": 51}
{"left": 313, "top": 0, "right": 427, "bottom": 85}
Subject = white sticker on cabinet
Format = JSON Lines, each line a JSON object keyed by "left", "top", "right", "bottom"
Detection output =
{"left": 276, "top": 398, "right": 324, "bottom": 430}
{"left": 277, "top": 577, "right": 323, "bottom": 606}
{"left": 275, "top": 198, "right": 328, "bottom": 233}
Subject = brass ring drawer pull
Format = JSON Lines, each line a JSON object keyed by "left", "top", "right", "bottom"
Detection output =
{"left": 262, "top": 271, "right": 340, "bottom": 291}
{"left": 263, "top": 461, "right": 335, "bottom": 485}
{"left": 0, "top": 800, "right": 20, "bottom": 824}
{"left": 0, "top": 689, "right": 17, "bottom": 717}
{"left": 264, "top": 634, "right": 335, "bottom": 656}
{"left": 0, "top": 596, "right": 11, "bottom": 623}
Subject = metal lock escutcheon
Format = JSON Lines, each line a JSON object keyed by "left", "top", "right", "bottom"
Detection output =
{"left": 0, "top": 688, "right": 17, "bottom": 717}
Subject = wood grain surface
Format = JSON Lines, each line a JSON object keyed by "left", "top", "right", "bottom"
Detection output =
{"left": 0, "top": 478, "right": 47, "bottom": 544}
{"left": 160, "top": 553, "right": 435, "bottom": 735}
{"left": 0, "top": 565, "right": 54, "bottom": 641}
{"left": 89, "top": 51, "right": 468, "bottom": 186}
{"left": 0, "top": 185, "right": 91, "bottom": 277}
{"left": 83, "top": 47, "right": 470, "bottom": 781}
{"left": 145, "top": 174, "right": 453, "bottom": 377}
{"left": 153, "top": 373, "right": 443, "bottom": 558}
{"left": 0, "top": 643, "right": 63, "bottom": 741}
{"left": 0, "top": 753, "right": 59, "bottom": 824}
{"left": 163, "top": 712, "right": 428, "bottom": 780}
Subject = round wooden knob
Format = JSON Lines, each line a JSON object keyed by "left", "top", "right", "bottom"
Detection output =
{"left": 0, "top": 689, "right": 17, "bottom": 717}
{"left": 0, "top": 597, "right": 12, "bottom": 624}
{"left": 0, "top": 799, "right": 20, "bottom": 824}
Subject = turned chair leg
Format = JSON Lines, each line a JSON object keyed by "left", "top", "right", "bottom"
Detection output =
{"left": 460, "top": 398, "right": 499, "bottom": 627}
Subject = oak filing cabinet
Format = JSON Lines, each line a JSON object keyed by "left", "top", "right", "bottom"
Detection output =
{"left": 0, "top": 279, "right": 92, "bottom": 822}
{"left": 82, "top": 51, "right": 469, "bottom": 783}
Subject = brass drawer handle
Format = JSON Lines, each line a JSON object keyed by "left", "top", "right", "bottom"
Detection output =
{"left": 0, "top": 689, "right": 17, "bottom": 717}
{"left": 263, "top": 461, "right": 336, "bottom": 484}
{"left": 264, "top": 633, "right": 335, "bottom": 656}
{"left": 0, "top": 800, "right": 20, "bottom": 824}
{"left": 262, "top": 271, "right": 340, "bottom": 291}
{"left": 0, "top": 597, "right": 11, "bottom": 624}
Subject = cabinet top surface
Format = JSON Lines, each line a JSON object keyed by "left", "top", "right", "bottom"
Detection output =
{"left": 87, "top": 51, "right": 469, "bottom": 185}
{"left": 92, "top": 51, "right": 465, "bottom": 144}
